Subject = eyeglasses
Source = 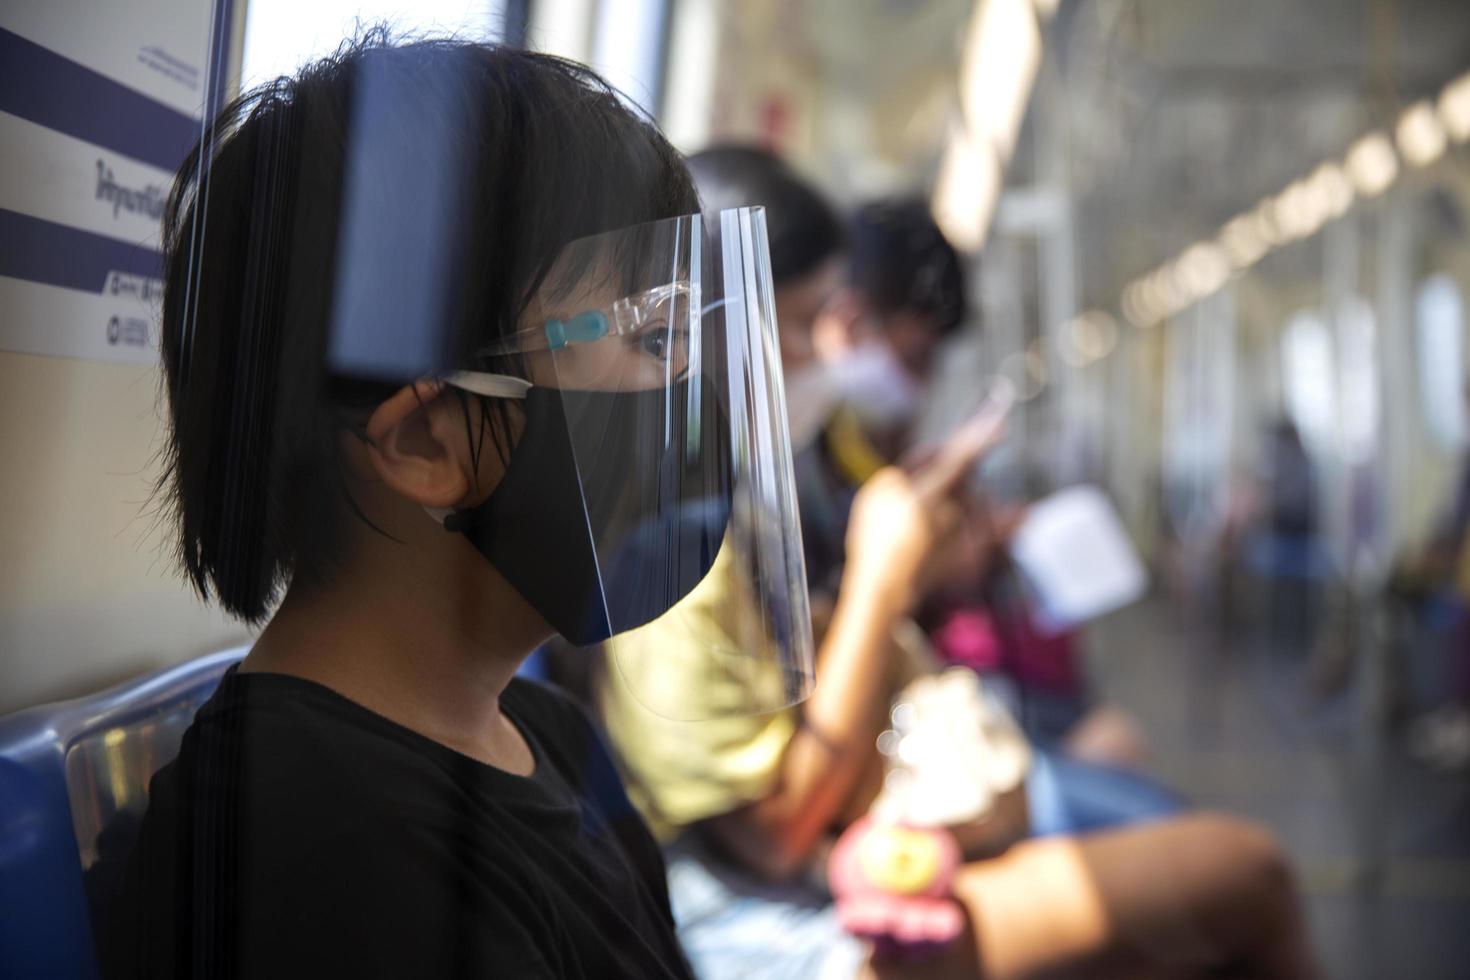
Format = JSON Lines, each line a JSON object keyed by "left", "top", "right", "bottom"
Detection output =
{"left": 475, "top": 282, "right": 703, "bottom": 358}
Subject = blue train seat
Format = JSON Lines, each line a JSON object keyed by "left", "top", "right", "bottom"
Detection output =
{"left": 0, "top": 643, "right": 571, "bottom": 978}
{"left": 0, "top": 647, "right": 247, "bottom": 979}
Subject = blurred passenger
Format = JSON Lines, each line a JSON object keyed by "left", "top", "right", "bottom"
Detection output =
{"left": 819, "top": 200, "right": 968, "bottom": 459}
{"left": 1245, "top": 419, "right": 1326, "bottom": 657}
{"left": 600, "top": 146, "right": 1319, "bottom": 980}
{"left": 1398, "top": 422, "right": 1470, "bottom": 770}
{"left": 681, "top": 145, "right": 865, "bottom": 594}
{"left": 826, "top": 200, "right": 1147, "bottom": 768}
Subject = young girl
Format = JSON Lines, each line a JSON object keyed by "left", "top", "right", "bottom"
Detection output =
{"left": 101, "top": 35, "right": 810, "bottom": 979}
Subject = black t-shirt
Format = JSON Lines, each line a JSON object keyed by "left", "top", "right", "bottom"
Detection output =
{"left": 100, "top": 668, "right": 693, "bottom": 979}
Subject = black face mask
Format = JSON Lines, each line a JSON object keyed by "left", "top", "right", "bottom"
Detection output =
{"left": 444, "top": 379, "right": 732, "bottom": 645}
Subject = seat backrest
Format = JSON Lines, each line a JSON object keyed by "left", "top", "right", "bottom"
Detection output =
{"left": 0, "top": 647, "right": 247, "bottom": 979}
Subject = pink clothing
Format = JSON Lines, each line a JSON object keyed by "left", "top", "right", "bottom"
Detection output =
{"left": 932, "top": 606, "right": 1083, "bottom": 694}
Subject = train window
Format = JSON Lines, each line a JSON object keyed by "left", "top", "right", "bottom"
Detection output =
{"left": 1281, "top": 309, "right": 1337, "bottom": 455}
{"left": 1416, "top": 273, "right": 1468, "bottom": 451}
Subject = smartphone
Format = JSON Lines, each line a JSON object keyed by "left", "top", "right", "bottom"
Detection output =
{"left": 942, "top": 377, "right": 1015, "bottom": 464}
{"left": 908, "top": 377, "right": 1014, "bottom": 487}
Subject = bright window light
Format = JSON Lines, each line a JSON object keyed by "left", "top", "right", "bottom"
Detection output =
{"left": 1336, "top": 296, "right": 1380, "bottom": 464}
{"left": 241, "top": 0, "right": 510, "bottom": 91}
{"left": 932, "top": 128, "right": 1001, "bottom": 253}
{"left": 1416, "top": 275, "right": 1468, "bottom": 450}
{"left": 527, "top": 0, "right": 595, "bottom": 62}
{"left": 1281, "top": 311, "right": 1337, "bottom": 454}
{"left": 591, "top": 0, "right": 670, "bottom": 113}
{"left": 933, "top": 0, "right": 1045, "bottom": 251}
{"left": 961, "top": 0, "right": 1042, "bottom": 161}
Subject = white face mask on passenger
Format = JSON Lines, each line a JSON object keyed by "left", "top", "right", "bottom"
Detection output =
{"left": 829, "top": 342, "right": 922, "bottom": 431}
{"left": 782, "top": 361, "right": 843, "bottom": 452}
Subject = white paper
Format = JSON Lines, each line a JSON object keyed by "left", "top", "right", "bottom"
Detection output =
{"left": 1009, "top": 484, "right": 1148, "bottom": 632}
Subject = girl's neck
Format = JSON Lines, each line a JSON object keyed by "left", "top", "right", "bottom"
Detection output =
{"left": 241, "top": 552, "right": 551, "bottom": 775}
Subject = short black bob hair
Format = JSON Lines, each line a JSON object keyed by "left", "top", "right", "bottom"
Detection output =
{"left": 157, "top": 32, "right": 699, "bottom": 622}
{"left": 847, "top": 198, "right": 968, "bottom": 336}
{"left": 685, "top": 145, "right": 844, "bottom": 286}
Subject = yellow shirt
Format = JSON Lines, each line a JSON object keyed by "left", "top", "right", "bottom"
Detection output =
{"left": 598, "top": 408, "right": 885, "bottom": 842}
{"left": 600, "top": 541, "right": 798, "bottom": 842}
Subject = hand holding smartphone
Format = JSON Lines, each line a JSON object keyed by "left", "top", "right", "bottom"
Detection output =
{"left": 845, "top": 378, "right": 1013, "bottom": 609}
{"left": 907, "top": 377, "right": 1014, "bottom": 497}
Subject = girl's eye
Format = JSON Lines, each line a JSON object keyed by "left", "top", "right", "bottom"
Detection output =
{"left": 636, "top": 324, "right": 671, "bottom": 361}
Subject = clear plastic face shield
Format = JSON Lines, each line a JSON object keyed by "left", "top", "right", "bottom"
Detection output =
{"left": 445, "top": 208, "right": 815, "bottom": 719}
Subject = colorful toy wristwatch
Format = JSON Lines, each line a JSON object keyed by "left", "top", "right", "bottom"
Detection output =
{"left": 827, "top": 817, "right": 965, "bottom": 960}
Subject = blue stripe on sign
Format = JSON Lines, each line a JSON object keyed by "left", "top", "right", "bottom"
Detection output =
{"left": 0, "top": 28, "right": 201, "bottom": 174}
{"left": 0, "top": 207, "right": 161, "bottom": 294}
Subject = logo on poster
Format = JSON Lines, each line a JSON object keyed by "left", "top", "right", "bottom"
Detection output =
{"left": 106, "top": 316, "right": 150, "bottom": 347}
{"left": 137, "top": 45, "right": 201, "bottom": 92}
{"left": 107, "top": 272, "right": 164, "bottom": 304}
{"left": 96, "top": 160, "right": 166, "bottom": 221}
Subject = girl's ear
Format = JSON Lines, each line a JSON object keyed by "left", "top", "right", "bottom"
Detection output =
{"left": 363, "top": 381, "right": 473, "bottom": 508}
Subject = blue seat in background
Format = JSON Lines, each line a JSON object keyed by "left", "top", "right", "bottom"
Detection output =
{"left": 517, "top": 645, "right": 550, "bottom": 682}
{"left": 0, "top": 647, "right": 247, "bottom": 979}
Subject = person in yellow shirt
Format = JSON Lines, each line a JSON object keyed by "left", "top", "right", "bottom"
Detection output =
{"left": 598, "top": 146, "right": 1321, "bottom": 980}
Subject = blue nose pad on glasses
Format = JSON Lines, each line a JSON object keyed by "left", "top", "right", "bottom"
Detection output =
{"left": 545, "top": 310, "right": 610, "bottom": 351}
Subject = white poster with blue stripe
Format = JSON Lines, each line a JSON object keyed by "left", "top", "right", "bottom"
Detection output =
{"left": 0, "top": 0, "right": 234, "bottom": 364}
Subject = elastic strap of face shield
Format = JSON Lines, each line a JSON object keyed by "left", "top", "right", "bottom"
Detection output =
{"left": 442, "top": 371, "right": 532, "bottom": 400}
{"left": 423, "top": 371, "right": 533, "bottom": 527}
